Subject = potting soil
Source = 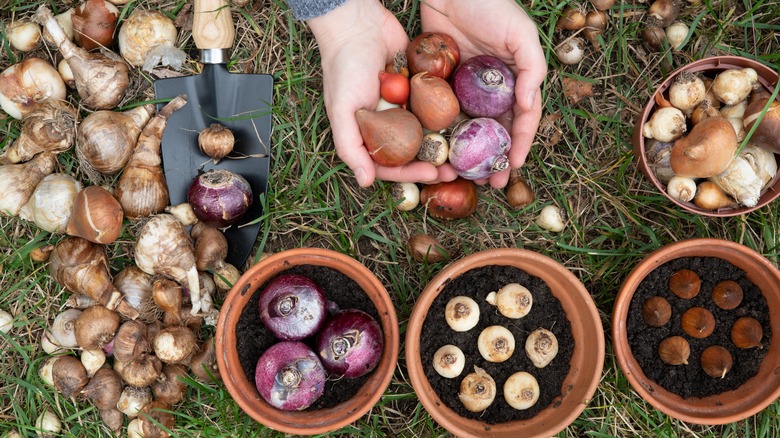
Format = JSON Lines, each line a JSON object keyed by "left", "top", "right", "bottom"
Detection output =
{"left": 419, "top": 265, "right": 574, "bottom": 424}
{"left": 626, "top": 256, "right": 770, "bottom": 398}
{"left": 236, "top": 265, "right": 381, "bottom": 410}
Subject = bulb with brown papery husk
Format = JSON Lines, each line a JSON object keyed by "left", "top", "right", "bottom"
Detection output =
{"left": 658, "top": 335, "right": 690, "bottom": 365}
{"left": 153, "top": 364, "right": 189, "bottom": 405}
{"left": 731, "top": 316, "right": 763, "bottom": 349}
{"left": 152, "top": 326, "right": 197, "bottom": 364}
{"left": 642, "top": 296, "right": 671, "bottom": 327}
{"left": 141, "top": 401, "right": 175, "bottom": 438}
{"left": 700, "top": 345, "right": 733, "bottom": 378}
{"left": 34, "top": 4, "right": 130, "bottom": 110}
{"left": 52, "top": 355, "right": 89, "bottom": 398}
{"left": 115, "top": 96, "right": 187, "bottom": 219}
{"left": 80, "top": 367, "right": 122, "bottom": 411}
{"left": 190, "top": 337, "right": 221, "bottom": 382}
{"left": 49, "top": 237, "right": 139, "bottom": 320}
{"left": 76, "top": 104, "right": 155, "bottom": 175}
{"left": 408, "top": 234, "right": 450, "bottom": 263}
{"left": 74, "top": 304, "right": 120, "bottom": 350}
{"left": 213, "top": 263, "right": 241, "bottom": 292}
{"left": 198, "top": 123, "right": 235, "bottom": 163}
{"left": 135, "top": 214, "right": 200, "bottom": 314}
{"left": 648, "top": 0, "right": 682, "bottom": 27}
{"left": 670, "top": 117, "right": 737, "bottom": 178}
{"left": 66, "top": 185, "right": 124, "bottom": 244}
{"left": 743, "top": 92, "right": 780, "bottom": 153}
{"left": 681, "top": 307, "right": 716, "bottom": 339}
{"left": 0, "top": 57, "right": 67, "bottom": 119}
{"left": 112, "top": 320, "right": 150, "bottom": 363}
{"left": 116, "top": 353, "right": 162, "bottom": 388}
{"left": 113, "top": 266, "right": 156, "bottom": 321}
{"left": 694, "top": 181, "right": 735, "bottom": 210}
{"left": 99, "top": 408, "right": 124, "bottom": 436}
{"left": 191, "top": 222, "right": 228, "bottom": 272}
{"left": 153, "top": 278, "right": 183, "bottom": 327}
{"left": 0, "top": 152, "right": 57, "bottom": 217}
{"left": 0, "top": 99, "right": 77, "bottom": 164}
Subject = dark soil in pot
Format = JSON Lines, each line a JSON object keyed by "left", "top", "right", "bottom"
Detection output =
{"left": 626, "top": 256, "right": 771, "bottom": 398}
{"left": 420, "top": 265, "right": 574, "bottom": 424}
{"left": 235, "top": 264, "right": 381, "bottom": 410}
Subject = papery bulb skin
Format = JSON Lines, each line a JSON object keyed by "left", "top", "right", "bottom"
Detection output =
{"left": 449, "top": 118, "right": 511, "bottom": 180}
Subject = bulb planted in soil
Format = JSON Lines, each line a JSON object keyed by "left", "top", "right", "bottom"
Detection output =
{"left": 642, "top": 296, "right": 671, "bottom": 327}
{"left": 658, "top": 336, "right": 690, "bottom": 365}
{"left": 731, "top": 317, "right": 763, "bottom": 349}
{"left": 668, "top": 269, "right": 701, "bottom": 299}
{"left": 700, "top": 345, "right": 733, "bottom": 378}
{"left": 681, "top": 307, "right": 715, "bottom": 339}
{"left": 712, "top": 280, "right": 743, "bottom": 310}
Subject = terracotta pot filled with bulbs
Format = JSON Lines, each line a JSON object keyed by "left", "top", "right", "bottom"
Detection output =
{"left": 613, "top": 238, "right": 780, "bottom": 424}
{"left": 405, "top": 248, "right": 604, "bottom": 438}
{"left": 632, "top": 56, "right": 780, "bottom": 216}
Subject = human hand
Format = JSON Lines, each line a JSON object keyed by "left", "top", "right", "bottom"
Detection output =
{"left": 308, "top": 0, "right": 441, "bottom": 187}
{"left": 420, "top": 0, "right": 547, "bottom": 188}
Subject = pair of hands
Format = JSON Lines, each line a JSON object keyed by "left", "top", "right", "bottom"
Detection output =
{"left": 307, "top": 0, "right": 546, "bottom": 188}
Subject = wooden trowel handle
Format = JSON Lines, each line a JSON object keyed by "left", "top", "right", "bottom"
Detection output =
{"left": 193, "top": 0, "right": 235, "bottom": 50}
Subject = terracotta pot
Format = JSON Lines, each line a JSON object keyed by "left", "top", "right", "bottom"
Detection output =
{"left": 215, "top": 248, "right": 399, "bottom": 435}
{"left": 406, "top": 248, "right": 604, "bottom": 438}
{"left": 613, "top": 238, "right": 780, "bottom": 424}
{"left": 632, "top": 55, "right": 780, "bottom": 217}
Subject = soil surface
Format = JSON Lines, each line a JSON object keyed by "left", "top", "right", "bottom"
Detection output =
{"left": 626, "top": 256, "right": 770, "bottom": 398}
{"left": 236, "top": 264, "right": 381, "bottom": 410}
{"left": 419, "top": 265, "right": 573, "bottom": 424}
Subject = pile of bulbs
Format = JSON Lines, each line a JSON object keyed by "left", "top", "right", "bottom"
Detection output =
{"left": 432, "top": 283, "right": 560, "bottom": 413}
{"left": 0, "top": 3, "right": 255, "bottom": 436}
{"left": 553, "top": 0, "right": 613, "bottom": 65}
{"left": 642, "top": 269, "right": 764, "bottom": 379}
{"left": 643, "top": 66, "right": 780, "bottom": 210}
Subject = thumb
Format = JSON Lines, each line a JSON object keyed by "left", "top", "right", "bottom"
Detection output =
{"left": 330, "top": 107, "right": 376, "bottom": 187}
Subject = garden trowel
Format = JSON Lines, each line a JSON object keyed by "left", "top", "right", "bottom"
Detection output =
{"left": 154, "top": 0, "right": 273, "bottom": 268}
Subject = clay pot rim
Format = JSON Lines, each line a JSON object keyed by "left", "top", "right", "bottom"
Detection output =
{"left": 215, "top": 247, "right": 400, "bottom": 435}
{"left": 612, "top": 238, "right": 780, "bottom": 424}
{"left": 405, "top": 247, "right": 605, "bottom": 438}
{"left": 631, "top": 55, "right": 780, "bottom": 217}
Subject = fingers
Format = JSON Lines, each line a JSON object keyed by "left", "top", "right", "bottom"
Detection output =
{"left": 508, "top": 88, "right": 542, "bottom": 169}
{"left": 375, "top": 161, "right": 439, "bottom": 185}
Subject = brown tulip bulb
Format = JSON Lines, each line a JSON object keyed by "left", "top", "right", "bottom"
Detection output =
{"left": 668, "top": 269, "right": 701, "bottom": 299}
{"left": 711, "top": 280, "right": 743, "bottom": 310}
{"left": 66, "top": 185, "right": 124, "bottom": 244}
{"left": 408, "top": 234, "right": 450, "bottom": 263}
{"left": 658, "top": 336, "right": 690, "bottom": 365}
{"left": 74, "top": 304, "right": 121, "bottom": 350}
{"left": 681, "top": 307, "right": 715, "bottom": 339}
{"left": 642, "top": 296, "right": 672, "bottom": 327}
{"left": 700, "top": 345, "right": 733, "bottom": 378}
{"left": 731, "top": 317, "right": 763, "bottom": 349}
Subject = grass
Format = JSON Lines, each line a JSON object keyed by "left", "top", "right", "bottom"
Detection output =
{"left": 2, "top": 0, "right": 780, "bottom": 436}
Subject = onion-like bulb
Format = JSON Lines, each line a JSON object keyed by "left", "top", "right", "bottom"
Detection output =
{"left": 51, "top": 308, "right": 82, "bottom": 348}
{"left": 191, "top": 222, "right": 228, "bottom": 272}
{"left": 80, "top": 367, "right": 122, "bottom": 410}
{"left": 152, "top": 364, "right": 189, "bottom": 405}
{"left": 117, "top": 386, "right": 152, "bottom": 418}
{"left": 140, "top": 401, "right": 175, "bottom": 438}
{"left": 504, "top": 371, "right": 540, "bottom": 410}
{"left": 0, "top": 57, "right": 66, "bottom": 119}
{"left": 458, "top": 366, "right": 496, "bottom": 412}
{"left": 0, "top": 99, "right": 78, "bottom": 164}
{"left": 81, "top": 348, "right": 107, "bottom": 377}
{"left": 74, "top": 304, "right": 121, "bottom": 350}
{"left": 198, "top": 123, "right": 235, "bottom": 163}
{"left": 152, "top": 326, "right": 198, "bottom": 364}
{"left": 52, "top": 355, "right": 89, "bottom": 398}
{"left": 71, "top": 0, "right": 119, "bottom": 51}
{"left": 135, "top": 214, "right": 201, "bottom": 315}
{"left": 35, "top": 410, "right": 62, "bottom": 437}
{"left": 477, "top": 325, "right": 516, "bottom": 363}
{"left": 35, "top": 4, "right": 130, "bottom": 110}
{"left": 445, "top": 296, "right": 480, "bottom": 332}
{"left": 115, "top": 95, "right": 187, "bottom": 219}
{"left": 7, "top": 20, "right": 42, "bottom": 52}
{"left": 65, "top": 185, "right": 124, "bottom": 244}
{"left": 19, "top": 173, "right": 82, "bottom": 233}
{"left": 113, "top": 266, "right": 155, "bottom": 321}
{"left": 0, "top": 152, "right": 57, "bottom": 217}
{"left": 525, "top": 328, "right": 559, "bottom": 368}
{"left": 153, "top": 278, "right": 183, "bottom": 326}
{"left": 485, "top": 283, "right": 532, "bottom": 319}
{"left": 76, "top": 104, "right": 155, "bottom": 175}
{"left": 49, "top": 237, "right": 139, "bottom": 320}
{"left": 116, "top": 353, "right": 162, "bottom": 387}
{"left": 190, "top": 337, "right": 221, "bottom": 382}
{"left": 118, "top": 9, "right": 184, "bottom": 70}
{"left": 432, "top": 344, "right": 465, "bottom": 378}
{"left": 112, "top": 320, "right": 150, "bottom": 363}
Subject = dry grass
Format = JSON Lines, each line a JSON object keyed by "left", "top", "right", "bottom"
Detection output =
{"left": 1, "top": 0, "right": 780, "bottom": 436}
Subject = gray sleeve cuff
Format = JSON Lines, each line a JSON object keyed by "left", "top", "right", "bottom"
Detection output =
{"left": 286, "top": 0, "right": 349, "bottom": 20}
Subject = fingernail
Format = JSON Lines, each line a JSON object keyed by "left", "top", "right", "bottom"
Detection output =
{"left": 526, "top": 90, "right": 536, "bottom": 110}
{"left": 355, "top": 167, "right": 368, "bottom": 187}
